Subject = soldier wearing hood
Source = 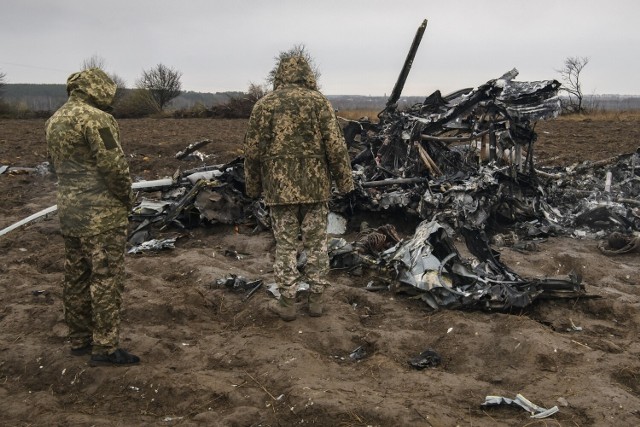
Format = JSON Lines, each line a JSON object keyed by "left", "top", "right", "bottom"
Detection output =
{"left": 244, "top": 55, "right": 354, "bottom": 321}
{"left": 46, "top": 68, "right": 139, "bottom": 365}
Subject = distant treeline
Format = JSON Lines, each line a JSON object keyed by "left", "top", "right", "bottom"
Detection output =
{"left": 2, "top": 84, "right": 640, "bottom": 116}
{"left": 2, "top": 84, "right": 67, "bottom": 112}
{"left": 582, "top": 95, "right": 640, "bottom": 111}
{"left": 327, "top": 95, "right": 424, "bottom": 112}
{"left": 1, "top": 84, "right": 244, "bottom": 113}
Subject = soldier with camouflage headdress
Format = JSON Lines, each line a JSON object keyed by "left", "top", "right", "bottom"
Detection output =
{"left": 244, "top": 55, "right": 354, "bottom": 321}
{"left": 46, "top": 68, "right": 140, "bottom": 365}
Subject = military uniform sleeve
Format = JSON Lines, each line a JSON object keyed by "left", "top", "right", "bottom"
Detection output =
{"left": 243, "top": 103, "right": 265, "bottom": 198}
{"left": 319, "top": 99, "right": 354, "bottom": 194}
{"left": 85, "top": 116, "right": 134, "bottom": 208}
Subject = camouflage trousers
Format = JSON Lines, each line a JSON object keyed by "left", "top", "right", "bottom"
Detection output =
{"left": 62, "top": 225, "right": 127, "bottom": 355}
{"left": 270, "top": 202, "right": 329, "bottom": 299}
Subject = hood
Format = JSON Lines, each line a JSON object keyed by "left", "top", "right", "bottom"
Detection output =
{"left": 66, "top": 68, "right": 117, "bottom": 110}
{"left": 273, "top": 56, "right": 317, "bottom": 91}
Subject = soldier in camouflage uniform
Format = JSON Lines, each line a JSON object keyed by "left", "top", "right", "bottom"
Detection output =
{"left": 45, "top": 68, "right": 140, "bottom": 365}
{"left": 244, "top": 55, "right": 354, "bottom": 321}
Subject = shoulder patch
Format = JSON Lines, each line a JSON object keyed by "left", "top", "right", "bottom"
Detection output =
{"left": 99, "top": 127, "right": 118, "bottom": 150}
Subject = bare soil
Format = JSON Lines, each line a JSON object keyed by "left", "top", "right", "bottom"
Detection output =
{"left": 1, "top": 116, "right": 639, "bottom": 426}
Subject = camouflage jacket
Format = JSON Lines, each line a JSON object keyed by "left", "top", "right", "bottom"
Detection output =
{"left": 45, "top": 68, "right": 133, "bottom": 237}
{"left": 243, "top": 56, "right": 354, "bottom": 206}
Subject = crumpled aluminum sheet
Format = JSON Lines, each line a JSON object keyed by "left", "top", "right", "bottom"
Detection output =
{"left": 326, "top": 219, "right": 586, "bottom": 311}
{"left": 128, "top": 238, "right": 177, "bottom": 254}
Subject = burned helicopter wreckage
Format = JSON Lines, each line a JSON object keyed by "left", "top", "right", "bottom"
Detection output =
{"left": 324, "top": 64, "right": 593, "bottom": 311}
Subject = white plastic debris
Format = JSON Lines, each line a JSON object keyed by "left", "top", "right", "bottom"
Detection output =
{"left": 482, "top": 393, "right": 559, "bottom": 418}
{"left": 327, "top": 212, "right": 347, "bottom": 235}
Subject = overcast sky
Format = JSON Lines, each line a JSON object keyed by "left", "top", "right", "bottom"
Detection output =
{"left": 2, "top": 0, "right": 639, "bottom": 96}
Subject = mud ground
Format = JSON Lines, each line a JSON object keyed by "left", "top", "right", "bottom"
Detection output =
{"left": 0, "top": 116, "right": 639, "bottom": 426}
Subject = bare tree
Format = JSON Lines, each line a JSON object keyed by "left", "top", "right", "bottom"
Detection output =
{"left": 0, "top": 70, "right": 6, "bottom": 95}
{"left": 0, "top": 70, "right": 7, "bottom": 115}
{"left": 109, "top": 73, "right": 127, "bottom": 102}
{"left": 247, "top": 82, "right": 268, "bottom": 102}
{"left": 81, "top": 54, "right": 107, "bottom": 71}
{"left": 557, "top": 56, "right": 589, "bottom": 113}
{"left": 266, "top": 44, "right": 321, "bottom": 89}
{"left": 136, "top": 64, "right": 182, "bottom": 111}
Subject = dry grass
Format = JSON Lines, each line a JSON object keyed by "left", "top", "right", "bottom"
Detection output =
{"left": 557, "top": 110, "right": 640, "bottom": 122}
{"left": 335, "top": 109, "right": 381, "bottom": 122}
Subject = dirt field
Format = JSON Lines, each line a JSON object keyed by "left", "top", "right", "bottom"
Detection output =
{"left": 1, "top": 115, "right": 639, "bottom": 426}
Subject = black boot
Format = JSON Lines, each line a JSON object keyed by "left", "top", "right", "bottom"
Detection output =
{"left": 90, "top": 348, "right": 140, "bottom": 367}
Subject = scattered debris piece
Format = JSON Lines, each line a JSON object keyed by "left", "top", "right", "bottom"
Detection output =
{"left": 125, "top": 157, "right": 252, "bottom": 242}
{"left": 128, "top": 238, "right": 177, "bottom": 254}
{"left": 482, "top": 393, "right": 559, "bottom": 419}
{"left": 355, "top": 223, "right": 401, "bottom": 255}
{"left": 0, "top": 162, "right": 51, "bottom": 176}
{"left": 266, "top": 282, "right": 309, "bottom": 299}
{"left": 31, "top": 290, "right": 49, "bottom": 296}
{"left": 216, "top": 275, "right": 264, "bottom": 302}
{"left": 408, "top": 348, "right": 441, "bottom": 369}
{"left": 131, "top": 178, "right": 176, "bottom": 191}
{"left": 242, "top": 281, "right": 263, "bottom": 302}
{"left": 0, "top": 205, "right": 58, "bottom": 237}
{"left": 132, "top": 199, "right": 172, "bottom": 216}
{"left": 224, "top": 249, "right": 246, "bottom": 260}
{"left": 364, "top": 281, "right": 390, "bottom": 292}
{"left": 327, "top": 212, "right": 348, "bottom": 235}
{"left": 597, "top": 231, "right": 640, "bottom": 255}
{"left": 175, "top": 139, "right": 212, "bottom": 160}
{"left": 569, "top": 318, "right": 583, "bottom": 332}
{"left": 215, "top": 275, "right": 262, "bottom": 294}
{"left": 349, "top": 345, "right": 368, "bottom": 361}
